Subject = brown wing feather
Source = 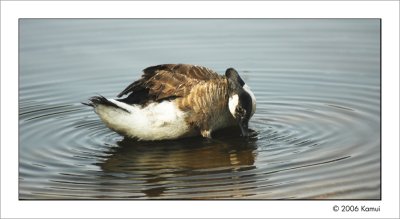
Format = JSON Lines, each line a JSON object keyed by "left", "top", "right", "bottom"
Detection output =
{"left": 117, "top": 64, "right": 222, "bottom": 104}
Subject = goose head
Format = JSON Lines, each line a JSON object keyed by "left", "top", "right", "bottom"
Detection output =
{"left": 226, "top": 68, "right": 256, "bottom": 137}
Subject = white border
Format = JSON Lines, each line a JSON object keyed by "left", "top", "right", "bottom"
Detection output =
{"left": 1, "top": 1, "right": 399, "bottom": 218}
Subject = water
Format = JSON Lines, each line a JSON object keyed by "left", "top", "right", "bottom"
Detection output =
{"left": 19, "top": 19, "right": 380, "bottom": 199}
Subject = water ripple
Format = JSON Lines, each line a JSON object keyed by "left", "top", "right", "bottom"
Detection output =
{"left": 19, "top": 19, "right": 380, "bottom": 199}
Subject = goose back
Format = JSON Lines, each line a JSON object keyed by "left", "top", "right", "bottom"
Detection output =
{"left": 117, "top": 64, "right": 222, "bottom": 106}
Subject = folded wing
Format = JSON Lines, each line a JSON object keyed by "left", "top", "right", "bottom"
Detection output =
{"left": 117, "top": 64, "right": 221, "bottom": 105}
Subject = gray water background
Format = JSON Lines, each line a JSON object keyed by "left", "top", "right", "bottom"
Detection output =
{"left": 19, "top": 19, "right": 380, "bottom": 199}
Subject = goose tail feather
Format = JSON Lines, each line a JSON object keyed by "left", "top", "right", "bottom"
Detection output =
{"left": 82, "top": 96, "right": 130, "bottom": 113}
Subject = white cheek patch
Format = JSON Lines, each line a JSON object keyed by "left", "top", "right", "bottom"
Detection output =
{"left": 243, "top": 84, "right": 256, "bottom": 116}
{"left": 228, "top": 94, "right": 239, "bottom": 118}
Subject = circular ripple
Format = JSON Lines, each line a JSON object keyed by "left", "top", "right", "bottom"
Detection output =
{"left": 19, "top": 68, "right": 380, "bottom": 199}
{"left": 19, "top": 20, "right": 380, "bottom": 199}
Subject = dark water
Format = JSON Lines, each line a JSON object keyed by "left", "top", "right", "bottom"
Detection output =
{"left": 19, "top": 19, "right": 380, "bottom": 199}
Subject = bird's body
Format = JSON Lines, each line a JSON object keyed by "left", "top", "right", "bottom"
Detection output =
{"left": 85, "top": 64, "right": 256, "bottom": 140}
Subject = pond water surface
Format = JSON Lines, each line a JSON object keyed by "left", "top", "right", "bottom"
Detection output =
{"left": 19, "top": 19, "right": 380, "bottom": 199}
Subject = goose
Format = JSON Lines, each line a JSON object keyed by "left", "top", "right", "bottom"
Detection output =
{"left": 84, "top": 64, "right": 256, "bottom": 140}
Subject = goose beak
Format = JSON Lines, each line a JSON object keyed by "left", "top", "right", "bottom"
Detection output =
{"left": 238, "top": 120, "right": 249, "bottom": 137}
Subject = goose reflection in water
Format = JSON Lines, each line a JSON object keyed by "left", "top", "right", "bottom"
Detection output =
{"left": 97, "top": 127, "right": 259, "bottom": 199}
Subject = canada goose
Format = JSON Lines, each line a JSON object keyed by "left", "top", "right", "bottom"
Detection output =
{"left": 84, "top": 64, "right": 256, "bottom": 140}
